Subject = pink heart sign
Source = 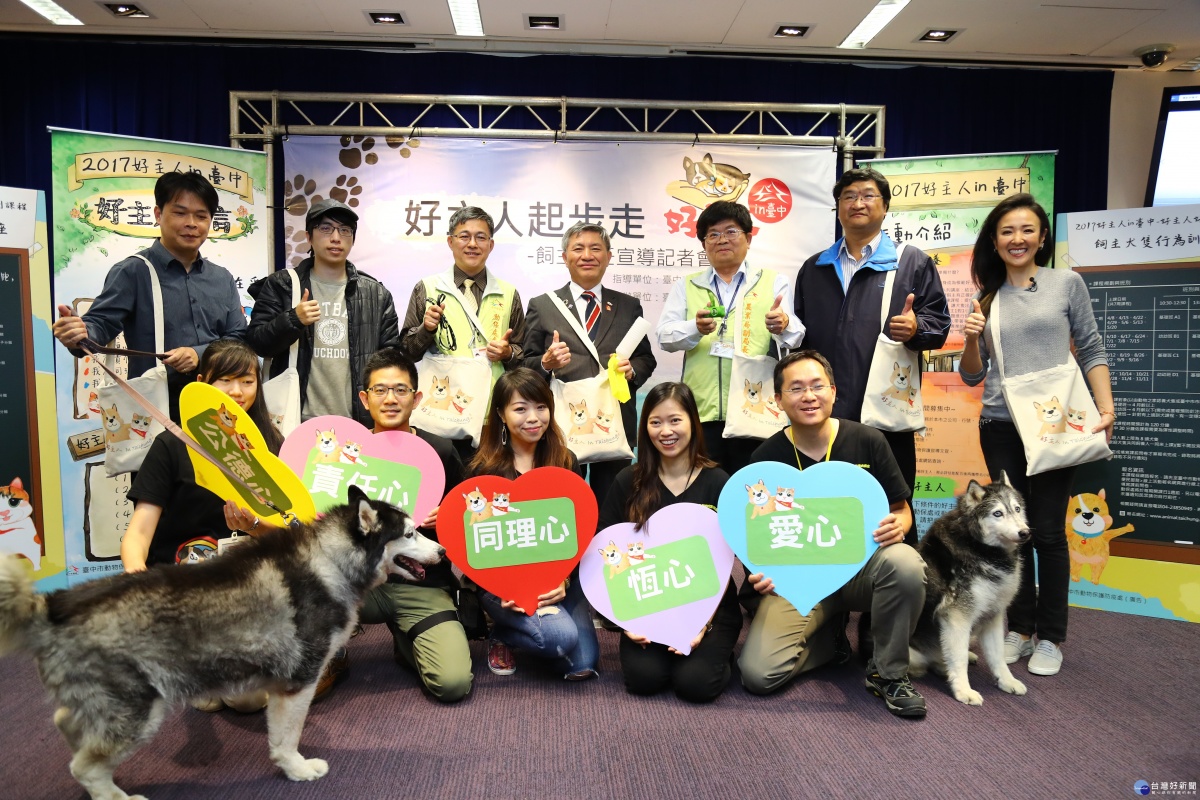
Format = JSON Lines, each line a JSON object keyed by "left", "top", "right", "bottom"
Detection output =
{"left": 279, "top": 416, "right": 445, "bottom": 522}
{"left": 579, "top": 503, "right": 734, "bottom": 655}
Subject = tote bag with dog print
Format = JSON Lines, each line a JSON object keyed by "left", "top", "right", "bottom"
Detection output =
{"left": 544, "top": 293, "right": 634, "bottom": 463}
{"left": 860, "top": 259, "right": 926, "bottom": 435}
{"left": 723, "top": 303, "right": 788, "bottom": 440}
{"left": 991, "top": 292, "right": 1112, "bottom": 476}
{"left": 411, "top": 353, "right": 492, "bottom": 447}
{"left": 261, "top": 269, "right": 303, "bottom": 438}
{"left": 98, "top": 255, "right": 168, "bottom": 476}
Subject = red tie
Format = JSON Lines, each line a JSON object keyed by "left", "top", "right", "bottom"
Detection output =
{"left": 581, "top": 291, "right": 600, "bottom": 341}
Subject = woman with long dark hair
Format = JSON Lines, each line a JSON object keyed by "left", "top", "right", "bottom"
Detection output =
{"left": 959, "top": 193, "right": 1114, "bottom": 677}
{"left": 468, "top": 368, "right": 598, "bottom": 680}
{"left": 597, "top": 382, "right": 742, "bottom": 702}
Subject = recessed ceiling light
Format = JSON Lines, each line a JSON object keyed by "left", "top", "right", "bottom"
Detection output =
{"left": 919, "top": 28, "right": 958, "bottom": 43}
{"left": 103, "top": 2, "right": 150, "bottom": 18}
{"left": 1175, "top": 55, "right": 1200, "bottom": 71}
{"left": 774, "top": 25, "right": 811, "bottom": 38}
{"left": 447, "top": 0, "right": 483, "bottom": 36}
{"left": 526, "top": 15, "right": 560, "bottom": 30}
{"left": 19, "top": 0, "right": 83, "bottom": 25}
{"left": 839, "top": 0, "right": 910, "bottom": 49}
{"left": 367, "top": 11, "right": 405, "bottom": 25}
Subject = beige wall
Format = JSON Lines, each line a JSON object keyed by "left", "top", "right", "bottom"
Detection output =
{"left": 1108, "top": 70, "right": 1200, "bottom": 210}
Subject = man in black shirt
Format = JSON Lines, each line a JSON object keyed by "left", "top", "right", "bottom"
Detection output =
{"left": 738, "top": 350, "right": 928, "bottom": 718}
{"left": 355, "top": 348, "right": 473, "bottom": 702}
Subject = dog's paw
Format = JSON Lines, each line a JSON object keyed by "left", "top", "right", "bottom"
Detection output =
{"left": 967, "top": 651, "right": 979, "bottom": 664}
{"left": 997, "top": 675, "right": 1027, "bottom": 695}
{"left": 953, "top": 687, "right": 984, "bottom": 706}
{"left": 284, "top": 757, "right": 329, "bottom": 782}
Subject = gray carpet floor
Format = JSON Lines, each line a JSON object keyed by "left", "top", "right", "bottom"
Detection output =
{"left": 1, "top": 607, "right": 1196, "bottom": 800}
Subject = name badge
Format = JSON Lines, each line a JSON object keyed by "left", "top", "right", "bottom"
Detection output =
{"left": 709, "top": 339, "right": 734, "bottom": 359}
{"left": 217, "top": 531, "right": 250, "bottom": 555}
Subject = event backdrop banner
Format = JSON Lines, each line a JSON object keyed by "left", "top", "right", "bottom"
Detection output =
{"left": 0, "top": 187, "right": 65, "bottom": 591}
{"left": 50, "top": 129, "right": 268, "bottom": 585}
{"left": 282, "top": 137, "right": 837, "bottom": 381}
{"left": 861, "top": 152, "right": 1056, "bottom": 536}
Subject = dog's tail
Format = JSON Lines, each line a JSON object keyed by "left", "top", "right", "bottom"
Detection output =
{"left": 0, "top": 557, "right": 45, "bottom": 657}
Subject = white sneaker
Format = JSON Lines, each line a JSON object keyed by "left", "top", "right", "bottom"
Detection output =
{"left": 1003, "top": 631, "right": 1034, "bottom": 664}
{"left": 1027, "top": 640, "right": 1063, "bottom": 676}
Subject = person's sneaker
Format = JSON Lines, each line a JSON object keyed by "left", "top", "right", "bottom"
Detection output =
{"left": 487, "top": 639, "right": 516, "bottom": 676}
{"left": 1004, "top": 631, "right": 1034, "bottom": 664}
{"left": 564, "top": 668, "right": 598, "bottom": 681}
{"left": 864, "top": 672, "right": 927, "bottom": 718}
{"left": 313, "top": 646, "right": 350, "bottom": 702}
{"left": 1027, "top": 640, "right": 1063, "bottom": 676}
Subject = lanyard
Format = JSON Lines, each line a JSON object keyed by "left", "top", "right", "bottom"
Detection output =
{"left": 789, "top": 424, "right": 836, "bottom": 471}
{"left": 711, "top": 270, "right": 745, "bottom": 311}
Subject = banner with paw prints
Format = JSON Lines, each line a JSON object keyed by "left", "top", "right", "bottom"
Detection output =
{"left": 282, "top": 136, "right": 836, "bottom": 382}
{"left": 49, "top": 129, "right": 268, "bottom": 584}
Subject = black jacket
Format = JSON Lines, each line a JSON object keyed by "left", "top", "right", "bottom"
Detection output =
{"left": 246, "top": 258, "right": 400, "bottom": 427}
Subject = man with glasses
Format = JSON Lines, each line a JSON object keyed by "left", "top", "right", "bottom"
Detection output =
{"left": 247, "top": 198, "right": 401, "bottom": 427}
{"left": 355, "top": 348, "right": 473, "bottom": 702}
{"left": 658, "top": 200, "right": 804, "bottom": 474}
{"left": 737, "top": 350, "right": 928, "bottom": 719}
{"left": 399, "top": 205, "right": 527, "bottom": 390}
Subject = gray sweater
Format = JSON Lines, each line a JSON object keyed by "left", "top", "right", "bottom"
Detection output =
{"left": 959, "top": 267, "right": 1108, "bottom": 421}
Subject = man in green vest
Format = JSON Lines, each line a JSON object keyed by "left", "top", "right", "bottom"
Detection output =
{"left": 399, "top": 206, "right": 528, "bottom": 456}
{"left": 657, "top": 200, "right": 805, "bottom": 474}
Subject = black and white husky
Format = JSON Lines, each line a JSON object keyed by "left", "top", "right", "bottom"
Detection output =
{"left": 0, "top": 485, "right": 444, "bottom": 800}
{"left": 909, "top": 473, "right": 1030, "bottom": 706}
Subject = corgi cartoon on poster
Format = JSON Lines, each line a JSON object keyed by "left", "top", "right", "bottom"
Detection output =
{"left": 1033, "top": 396, "right": 1067, "bottom": 438}
{"left": 746, "top": 479, "right": 776, "bottom": 519}
{"left": 1066, "top": 489, "right": 1135, "bottom": 584}
{"left": 0, "top": 477, "right": 42, "bottom": 570}
{"left": 599, "top": 540, "right": 631, "bottom": 577}
{"left": 314, "top": 428, "right": 340, "bottom": 463}
{"left": 424, "top": 375, "right": 452, "bottom": 410}
{"left": 464, "top": 488, "right": 493, "bottom": 524}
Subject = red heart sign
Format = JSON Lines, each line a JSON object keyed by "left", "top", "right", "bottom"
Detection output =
{"left": 438, "top": 467, "right": 598, "bottom": 615}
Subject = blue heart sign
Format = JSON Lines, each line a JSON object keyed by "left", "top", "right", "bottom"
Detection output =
{"left": 718, "top": 461, "right": 887, "bottom": 615}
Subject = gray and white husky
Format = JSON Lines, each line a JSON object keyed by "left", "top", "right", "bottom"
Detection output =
{"left": 0, "top": 485, "right": 444, "bottom": 800}
{"left": 909, "top": 472, "right": 1030, "bottom": 706}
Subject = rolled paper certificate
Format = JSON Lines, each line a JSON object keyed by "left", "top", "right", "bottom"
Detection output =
{"left": 613, "top": 316, "right": 651, "bottom": 359}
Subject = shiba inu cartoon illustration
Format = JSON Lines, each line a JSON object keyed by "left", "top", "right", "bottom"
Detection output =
{"left": 743, "top": 380, "right": 766, "bottom": 415}
{"left": 0, "top": 477, "right": 42, "bottom": 570}
{"left": 883, "top": 362, "right": 912, "bottom": 402}
{"left": 339, "top": 441, "right": 367, "bottom": 465}
{"left": 599, "top": 540, "right": 631, "bottom": 577}
{"left": 569, "top": 400, "right": 594, "bottom": 436}
{"left": 594, "top": 407, "right": 616, "bottom": 435}
{"left": 774, "top": 486, "right": 797, "bottom": 511}
{"left": 683, "top": 153, "right": 751, "bottom": 198}
{"left": 746, "top": 479, "right": 776, "bottom": 519}
{"left": 1066, "top": 406, "right": 1087, "bottom": 434}
{"left": 452, "top": 387, "right": 473, "bottom": 414}
{"left": 1066, "top": 489, "right": 1135, "bottom": 584}
{"left": 626, "top": 541, "right": 655, "bottom": 565}
{"left": 314, "top": 428, "right": 341, "bottom": 463}
{"left": 490, "top": 492, "right": 519, "bottom": 516}
{"left": 129, "top": 412, "right": 152, "bottom": 440}
{"left": 102, "top": 404, "right": 130, "bottom": 444}
{"left": 215, "top": 403, "right": 240, "bottom": 438}
{"left": 424, "top": 375, "right": 452, "bottom": 410}
{"left": 463, "top": 488, "right": 492, "bottom": 524}
{"left": 1033, "top": 396, "right": 1066, "bottom": 437}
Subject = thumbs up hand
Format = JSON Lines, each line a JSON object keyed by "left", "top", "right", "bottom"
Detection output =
{"left": 888, "top": 292, "right": 918, "bottom": 342}
{"left": 487, "top": 328, "right": 514, "bottom": 363}
{"left": 295, "top": 288, "right": 322, "bottom": 326}
{"left": 541, "top": 329, "right": 572, "bottom": 372}
{"left": 963, "top": 298, "right": 986, "bottom": 340}
{"left": 764, "top": 293, "right": 789, "bottom": 335}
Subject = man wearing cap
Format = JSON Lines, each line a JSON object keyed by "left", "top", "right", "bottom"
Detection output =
{"left": 247, "top": 199, "right": 401, "bottom": 427}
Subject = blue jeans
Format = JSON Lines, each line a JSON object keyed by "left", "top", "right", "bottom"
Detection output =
{"left": 479, "top": 575, "right": 599, "bottom": 675}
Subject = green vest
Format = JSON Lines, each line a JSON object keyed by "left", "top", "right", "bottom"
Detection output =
{"left": 682, "top": 267, "right": 777, "bottom": 423}
{"left": 423, "top": 272, "right": 516, "bottom": 384}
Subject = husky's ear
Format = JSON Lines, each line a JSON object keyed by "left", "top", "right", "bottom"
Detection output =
{"left": 964, "top": 480, "right": 987, "bottom": 505}
{"left": 347, "top": 484, "right": 377, "bottom": 533}
{"left": 998, "top": 470, "right": 1012, "bottom": 488}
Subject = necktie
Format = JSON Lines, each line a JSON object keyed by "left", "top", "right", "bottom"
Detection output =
{"left": 581, "top": 290, "right": 600, "bottom": 341}
{"left": 462, "top": 278, "right": 479, "bottom": 316}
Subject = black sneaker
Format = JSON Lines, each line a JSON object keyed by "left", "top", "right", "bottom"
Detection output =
{"left": 864, "top": 672, "right": 927, "bottom": 718}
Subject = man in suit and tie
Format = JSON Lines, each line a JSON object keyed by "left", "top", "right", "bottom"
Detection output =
{"left": 523, "top": 221, "right": 657, "bottom": 507}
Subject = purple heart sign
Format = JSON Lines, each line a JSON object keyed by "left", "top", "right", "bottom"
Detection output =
{"left": 579, "top": 503, "right": 734, "bottom": 655}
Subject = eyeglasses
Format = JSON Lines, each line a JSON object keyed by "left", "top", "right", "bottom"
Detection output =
{"left": 315, "top": 223, "right": 355, "bottom": 238}
{"left": 838, "top": 192, "right": 881, "bottom": 205}
{"left": 781, "top": 384, "right": 830, "bottom": 396}
{"left": 453, "top": 232, "right": 492, "bottom": 245}
{"left": 367, "top": 384, "right": 414, "bottom": 398}
{"left": 703, "top": 228, "right": 746, "bottom": 243}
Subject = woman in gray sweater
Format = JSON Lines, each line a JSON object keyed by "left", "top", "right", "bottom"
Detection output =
{"left": 959, "top": 193, "right": 1115, "bottom": 678}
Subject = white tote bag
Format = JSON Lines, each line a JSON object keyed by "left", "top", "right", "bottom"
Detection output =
{"left": 261, "top": 269, "right": 302, "bottom": 437}
{"left": 544, "top": 293, "right": 634, "bottom": 463}
{"left": 991, "top": 292, "right": 1112, "bottom": 476}
{"left": 98, "top": 255, "right": 168, "bottom": 476}
{"left": 723, "top": 301, "right": 788, "bottom": 440}
{"left": 412, "top": 353, "right": 492, "bottom": 447}
{"left": 859, "top": 261, "right": 926, "bottom": 435}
